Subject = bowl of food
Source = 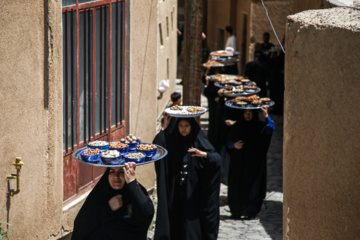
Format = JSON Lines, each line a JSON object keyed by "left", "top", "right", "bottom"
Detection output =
{"left": 109, "top": 142, "right": 129, "bottom": 155}
{"left": 87, "top": 140, "right": 110, "bottom": 151}
{"left": 260, "top": 97, "right": 271, "bottom": 104}
{"left": 80, "top": 148, "right": 101, "bottom": 163}
{"left": 100, "top": 150, "right": 123, "bottom": 165}
{"left": 123, "top": 152, "right": 146, "bottom": 164}
{"left": 137, "top": 144, "right": 158, "bottom": 159}
{"left": 120, "top": 134, "right": 141, "bottom": 151}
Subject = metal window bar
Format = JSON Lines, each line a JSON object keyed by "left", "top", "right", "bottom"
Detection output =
{"left": 120, "top": 1, "right": 124, "bottom": 122}
{"left": 63, "top": 0, "right": 125, "bottom": 153}
{"left": 71, "top": 9, "right": 75, "bottom": 151}
{"left": 65, "top": 10, "right": 69, "bottom": 152}
{"left": 83, "top": 10, "right": 87, "bottom": 143}
{"left": 108, "top": 4, "right": 113, "bottom": 134}
{"left": 99, "top": 6, "right": 103, "bottom": 135}
{"left": 115, "top": 2, "right": 118, "bottom": 127}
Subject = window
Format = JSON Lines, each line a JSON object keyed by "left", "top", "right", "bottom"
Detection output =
{"left": 159, "top": 23, "right": 163, "bottom": 45}
{"left": 62, "top": 0, "right": 127, "bottom": 203}
{"left": 166, "top": 16, "right": 169, "bottom": 37}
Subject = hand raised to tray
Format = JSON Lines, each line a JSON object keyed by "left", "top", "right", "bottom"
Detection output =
{"left": 123, "top": 162, "right": 136, "bottom": 183}
{"left": 261, "top": 105, "right": 269, "bottom": 118}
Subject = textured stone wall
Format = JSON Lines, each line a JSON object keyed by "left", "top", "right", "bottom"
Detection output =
{"left": 207, "top": 0, "right": 232, "bottom": 51}
{"left": 157, "top": 0, "right": 178, "bottom": 121}
{"left": 284, "top": 8, "right": 360, "bottom": 240}
{"left": 249, "top": 0, "right": 292, "bottom": 61}
{"left": 292, "top": 0, "right": 327, "bottom": 13}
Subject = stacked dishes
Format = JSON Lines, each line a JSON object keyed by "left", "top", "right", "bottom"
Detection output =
{"left": 225, "top": 95, "right": 275, "bottom": 109}
{"left": 76, "top": 138, "right": 165, "bottom": 167}
{"left": 164, "top": 105, "right": 207, "bottom": 118}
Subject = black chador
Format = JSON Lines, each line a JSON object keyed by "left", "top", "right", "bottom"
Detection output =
{"left": 153, "top": 117, "right": 221, "bottom": 240}
{"left": 227, "top": 110, "right": 274, "bottom": 219}
{"left": 72, "top": 168, "right": 154, "bottom": 240}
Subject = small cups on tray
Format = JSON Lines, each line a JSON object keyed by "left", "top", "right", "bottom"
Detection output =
{"left": 123, "top": 152, "right": 146, "bottom": 163}
{"left": 109, "top": 142, "right": 129, "bottom": 155}
{"left": 80, "top": 140, "right": 158, "bottom": 165}
{"left": 80, "top": 148, "right": 102, "bottom": 163}
{"left": 87, "top": 140, "right": 110, "bottom": 151}
{"left": 137, "top": 144, "right": 158, "bottom": 159}
{"left": 100, "top": 150, "right": 123, "bottom": 165}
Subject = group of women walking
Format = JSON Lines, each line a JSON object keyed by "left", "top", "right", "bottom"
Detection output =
{"left": 72, "top": 65, "right": 274, "bottom": 240}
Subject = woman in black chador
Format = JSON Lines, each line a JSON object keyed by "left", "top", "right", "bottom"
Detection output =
{"left": 227, "top": 106, "right": 274, "bottom": 219}
{"left": 153, "top": 117, "right": 222, "bottom": 240}
{"left": 72, "top": 162, "right": 154, "bottom": 240}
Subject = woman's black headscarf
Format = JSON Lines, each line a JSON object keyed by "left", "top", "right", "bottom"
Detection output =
{"left": 153, "top": 117, "right": 221, "bottom": 240}
{"left": 72, "top": 168, "right": 129, "bottom": 239}
{"left": 227, "top": 109, "right": 273, "bottom": 218}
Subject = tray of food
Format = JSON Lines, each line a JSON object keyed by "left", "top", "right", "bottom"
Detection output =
{"left": 220, "top": 85, "right": 261, "bottom": 97}
{"left": 72, "top": 140, "right": 168, "bottom": 167}
{"left": 210, "top": 50, "right": 241, "bottom": 57}
{"left": 164, "top": 105, "right": 207, "bottom": 118}
{"left": 213, "top": 78, "right": 254, "bottom": 87}
{"left": 203, "top": 57, "right": 239, "bottom": 68}
{"left": 202, "top": 60, "right": 225, "bottom": 68}
{"left": 225, "top": 96, "right": 275, "bottom": 109}
{"left": 207, "top": 74, "right": 244, "bottom": 83}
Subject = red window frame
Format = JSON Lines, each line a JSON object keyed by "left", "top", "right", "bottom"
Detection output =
{"left": 62, "top": 0, "right": 127, "bottom": 203}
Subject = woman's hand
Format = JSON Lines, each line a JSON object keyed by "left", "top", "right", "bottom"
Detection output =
{"left": 205, "top": 76, "right": 210, "bottom": 85}
{"left": 188, "top": 147, "right": 207, "bottom": 158}
{"left": 225, "top": 119, "right": 236, "bottom": 126}
{"left": 206, "top": 65, "right": 211, "bottom": 74}
{"left": 234, "top": 140, "right": 244, "bottom": 150}
{"left": 109, "top": 194, "right": 123, "bottom": 211}
{"left": 217, "top": 89, "right": 224, "bottom": 97}
{"left": 261, "top": 105, "right": 269, "bottom": 118}
{"left": 162, "top": 111, "right": 172, "bottom": 130}
{"left": 123, "top": 162, "right": 136, "bottom": 184}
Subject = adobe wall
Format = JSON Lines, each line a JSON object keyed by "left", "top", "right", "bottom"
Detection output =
{"left": 284, "top": 8, "right": 360, "bottom": 240}
{"left": 249, "top": 0, "right": 291, "bottom": 61}
{"left": 128, "top": 0, "right": 158, "bottom": 191}
{"left": 157, "top": 0, "right": 178, "bottom": 123}
{"left": 207, "top": 0, "right": 232, "bottom": 51}
{"left": 0, "top": 0, "right": 172, "bottom": 238}
{"left": 0, "top": 1, "right": 63, "bottom": 239}
{"left": 292, "top": 0, "right": 327, "bottom": 13}
{"left": 235, "top": 0, "right": 251, "bottom": 73}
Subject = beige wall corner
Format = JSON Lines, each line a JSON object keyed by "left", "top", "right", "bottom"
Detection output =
{"left": 0, "top": 0, "right": 63, "bottom": 239}
{"left": 249, "top": 0, "right": 291, "bottom": 61}
{"left": 157, "top": 0, "right": 178, "bottom": 117}
{"left": 284, "top": 8, "right": 360, "bottom": 240}
{"left": 129, "top": 0, "right": 158, "bottom": 190}
{"left": 207, "top": 0, "right": 232, "bottom": 51}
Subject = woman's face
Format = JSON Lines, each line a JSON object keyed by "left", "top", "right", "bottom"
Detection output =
{"left": 108, "top": 167, "right": 125, "bottom": 190}
{"left": 178, "top": 120, "right": 191, "bottom": 137}
{"left": 244, "top": 110, "right": 254, "bottom": 121}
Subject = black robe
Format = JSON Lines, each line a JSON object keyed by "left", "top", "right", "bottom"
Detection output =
{"left": 72, "top": 168, "right": 154, "bottom": 240}
{"left": 269, "top": 51, "right": 284, "bottom": 115}
{"left": 218, "top": 98, "right": 243, "bottom": 185}
{"left": 153, "top": 118, "right": 221, "bottom": 240}
{"left": 227, "top": 112, "right": 273, "bottom": 218}
{"left": 202, "top": 65, "right": 240, "bottom": 151}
